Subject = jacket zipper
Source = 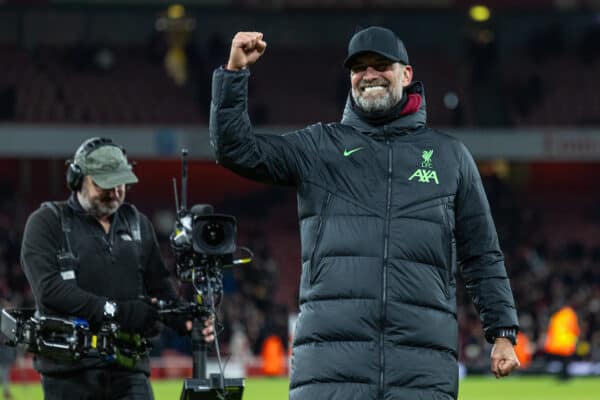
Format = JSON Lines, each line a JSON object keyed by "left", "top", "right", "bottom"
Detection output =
{"left": 379, "top": 138, "right": 393, "bottom": 400}
{"left": 309, "top": 192, "right": 332, "bottom": 284}
{"left": 449, "top": 237, "right": 456, "bottom": 296}
{"left": 99, "top": 215, "right": 117, "bottom": 263}
{"left": 441, "top": 200, "right": 453, "bottom": 299}
{"left": 108, "top": 219, "right": 116, "bottom": 253}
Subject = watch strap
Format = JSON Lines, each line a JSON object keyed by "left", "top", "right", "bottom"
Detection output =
{"left": 488, "top": 327, "right": 518, "bottom": 345}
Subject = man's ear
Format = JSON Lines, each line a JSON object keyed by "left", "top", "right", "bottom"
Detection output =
{"left": 402, "top": 65, "right": 413, "bottom": 87}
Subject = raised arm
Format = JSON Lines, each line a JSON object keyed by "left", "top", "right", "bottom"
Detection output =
{"left": 210, "top": 32, "right": 320, "bottom": 186}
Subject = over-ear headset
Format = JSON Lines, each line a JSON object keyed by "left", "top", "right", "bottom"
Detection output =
{"left": 66, "top": 137, "right": 127, "bottom": 192}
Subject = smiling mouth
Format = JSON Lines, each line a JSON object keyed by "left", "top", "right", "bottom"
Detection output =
{"left": 360, "top": 85, "right": 388, "bottom": 94}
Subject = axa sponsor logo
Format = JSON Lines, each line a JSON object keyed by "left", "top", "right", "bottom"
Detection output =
{"left": 409, "top": 149, "right": 439, "bottom": 185}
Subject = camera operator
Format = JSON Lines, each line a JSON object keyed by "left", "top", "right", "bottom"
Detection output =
{"left": 20, "top": 137, "right": 214, "bottom": 400}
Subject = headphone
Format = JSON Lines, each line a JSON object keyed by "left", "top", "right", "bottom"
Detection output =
{"left": 66, "top": 137, "right": 128, "bottom": 192}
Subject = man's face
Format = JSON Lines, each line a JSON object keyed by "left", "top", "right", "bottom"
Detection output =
{"left": 79, "top": 176, "right": 126, "bottom": 218}
{"left": 350, "top": 52, "right": 413, "bottom": 113}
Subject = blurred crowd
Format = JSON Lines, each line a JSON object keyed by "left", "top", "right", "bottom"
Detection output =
{"left": 458, "top": 173, "right": 600, "bottom": 370}
{"left": 0, "top": 171, "right": 599, "bottom": 371}
{"left": 0, "top": 186, "right": 33, "bottom": 311}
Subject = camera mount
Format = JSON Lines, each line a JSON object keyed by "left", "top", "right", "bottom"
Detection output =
{"left": 0, "top": 308, "right": 148, "bottom": 369}
{"left": 169, "top": 149, "right": 250, "bottom": 400}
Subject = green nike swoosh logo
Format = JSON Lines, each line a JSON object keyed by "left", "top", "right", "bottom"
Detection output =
{"left": 343, "top": 147, "right": 365, "bottom": 157}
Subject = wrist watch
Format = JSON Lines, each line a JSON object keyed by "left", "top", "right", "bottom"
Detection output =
{"left": 488, "top": 327, "right": 518, "bottom": 345}
{"left": 103, "top": 301, "right": 118, "bottom": 320}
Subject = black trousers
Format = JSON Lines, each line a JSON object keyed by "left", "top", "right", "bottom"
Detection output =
{"left": 547, "top": 353, "right": 574, "bottom": 381}
{"left": 42, "top": 369, "right": 154, "bottom": 400}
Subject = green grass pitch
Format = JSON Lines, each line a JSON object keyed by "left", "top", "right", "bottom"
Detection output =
{"left": 5, "top": 376, "right": 599, "bottom": 399}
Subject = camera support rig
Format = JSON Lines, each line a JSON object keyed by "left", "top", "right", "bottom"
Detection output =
{"left": 169, "top": 149, "right": 250, "bottom": 400}
{"left": 0, "top": 308, "right": 148, "bottom": 369}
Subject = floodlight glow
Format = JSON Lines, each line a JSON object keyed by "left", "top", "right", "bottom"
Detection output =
{"left": 167, "top": 4, "right": 185, "bottom": 19}
{"left": 469, "top": 5, "right": 491, "bottom": 22}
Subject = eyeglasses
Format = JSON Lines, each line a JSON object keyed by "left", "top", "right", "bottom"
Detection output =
{"left": 350, "top": 61, "right": 394, "bottom": 74}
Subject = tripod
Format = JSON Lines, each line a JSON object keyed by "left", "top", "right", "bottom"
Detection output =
{"left": 170, "top": 149, "right": 247, "bottom": 399}
{"left": 178, "top": 308, "right": 245, "bottom": 400}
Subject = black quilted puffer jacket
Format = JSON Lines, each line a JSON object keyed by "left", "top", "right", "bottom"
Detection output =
{"left": 210, "top": 67, "right": 518, "bottom": 400}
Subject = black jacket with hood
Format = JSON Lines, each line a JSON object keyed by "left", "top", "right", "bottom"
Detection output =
{"left": 210, "top": 67, "right": 518, "bottom": 400}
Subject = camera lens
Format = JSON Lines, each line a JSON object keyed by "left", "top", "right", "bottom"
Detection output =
{"left": 192, "top": 214, "right": 236, "bottom": 255}
{"left": 203, "top": 222, "right": 225, "bottom": 246}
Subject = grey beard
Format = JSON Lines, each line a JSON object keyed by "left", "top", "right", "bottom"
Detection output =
{"left": 352, "top": 85, "right": 403, "bottom": 114}
{"left": 79, "top": 192, "right": 119, "bottom": 219}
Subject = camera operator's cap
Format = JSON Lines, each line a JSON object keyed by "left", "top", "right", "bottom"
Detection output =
{"left": 344, "top": 26, "right": 410, "bottom": 68}
{"left": 75, "top": 145, "right": 138, "bottom": 189}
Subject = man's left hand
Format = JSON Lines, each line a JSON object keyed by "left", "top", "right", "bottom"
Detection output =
{"left": 490, "top": 338, "right": 520, "bottom": 378}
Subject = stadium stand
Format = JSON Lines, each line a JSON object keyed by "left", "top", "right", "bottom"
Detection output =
{"left": 1, "top": 4, "right": 600, "bottom": 382}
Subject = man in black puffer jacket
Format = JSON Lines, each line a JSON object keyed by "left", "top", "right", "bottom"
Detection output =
{"left": 210, "top": 27, "right": 520, "bottom": 400}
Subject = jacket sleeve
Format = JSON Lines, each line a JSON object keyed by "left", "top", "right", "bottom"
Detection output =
{"left": 139, "top": 214, "right": 178, "bottom": 301}
{"left": 210, "top": 67, "right": 320, "bottom": 186}
{"left": 455, "top": 143, "right": 519, "bottom": 340}
{"left": 20, "top": 207, "right": 106, "bottom": 326}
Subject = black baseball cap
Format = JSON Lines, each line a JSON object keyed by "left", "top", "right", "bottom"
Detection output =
{"left": 344, "top": 26, "right": 410, "bottom": 68}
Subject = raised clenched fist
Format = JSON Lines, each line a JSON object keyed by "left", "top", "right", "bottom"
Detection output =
{"left": 226, "top": 32, "right": 267, "bottom": 71}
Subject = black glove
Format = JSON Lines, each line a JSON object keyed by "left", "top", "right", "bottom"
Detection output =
{"left": 116, "top": 300, "right": 158, "bottom": 334}
{"left": 163, "top": 313, "right": 191, "bottom": 336}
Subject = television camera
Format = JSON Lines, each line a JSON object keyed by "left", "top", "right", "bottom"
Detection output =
{"left": 165, "top": 149, "right": 251, "bottom": 400}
